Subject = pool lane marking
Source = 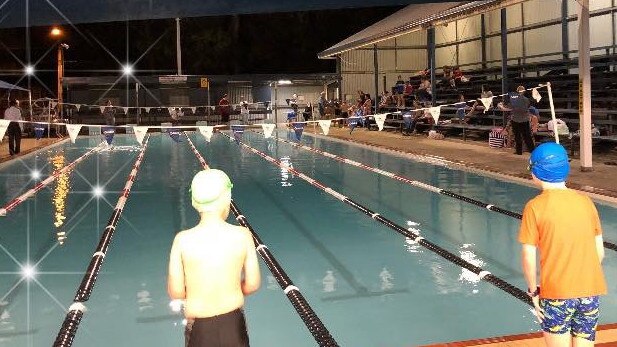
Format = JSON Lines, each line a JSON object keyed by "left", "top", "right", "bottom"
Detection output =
{"left": 183, "top": 132, "right": 340, "bottom": 347}
{"left": 53, "top": 136, "right": 150, "bottom": 347}
{"left": 263, "top": 133, "right": 617, "bottom": 253}
{"left": 0, "top": 143, "right": 104, "bottom": 217}
{"left": 221, "top": 131, "right": 533, "bottom": 307}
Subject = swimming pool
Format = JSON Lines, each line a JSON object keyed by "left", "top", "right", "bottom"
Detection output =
{"left": 0, "top": 131, "right": 615, "bottom": 346}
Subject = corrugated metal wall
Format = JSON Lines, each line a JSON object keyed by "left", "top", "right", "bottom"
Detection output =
{"left": 340, "top": 0, "right": 617, "bottom": 93}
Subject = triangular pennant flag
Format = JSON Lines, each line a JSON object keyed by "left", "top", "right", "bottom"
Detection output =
{"left": 292, "top": 122, "right": 304, "bottom": 141}
{"left": 66, "top": 124, "right": 82, "bottom": 144}
{"left": 122, "top": 107, "right": 129, "bottom": 114}
{"left": 99, "top": 106, "right": 106, "bottom": 114}
{"left": 198, "top": 126, "right": 214, "bottom": 142}
{"left": 318, "top": 120, "right": 331, "bottom": 135}
{"left": 374, "top": 114, "right": 387, "bottom": 131}
{"left": 133, "top": 126, "right": 148, "bottom": 144}
{"left": 102, "top": 126, "right": 115, "bottom": 145}
{"left": 480, "top": 97, "right": 493, "bottom": 113}
{"left": 144, "top": 107, "right": 151, "bottom": 114}
{"left": 0, "top": 120, "right": 10, "bottom": 142}
{"left": 168, "top": 128, "right": 181, "bottom": 143}
{"left": 231, "top": 125, "right": 244, "bottom": 143}
{"left": 190, "top": 107, "right": 196, "bottom": 114}
{"left": 168, "top": 107, "right": 174, "bottom": 115}
{"left": 532, "top": 88, "right": 542, "bottom": 102}
{"left": 51, "top": 101, "right": 58, "bottom": 109}
{"left": 34, "top": 123, "right": 46, "bottom": 140}
{"left": 429, "top": 106, "right": 441, "bottom": 124}
{"left": 261, "top": 124, "right": 276, "bottom": 139}
{"left": 75, "top": 104, "right": 82, "bottom": 111}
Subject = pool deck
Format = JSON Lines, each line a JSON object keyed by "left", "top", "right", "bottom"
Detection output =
{"left": 420, "top": 323, "right": 617, "bottom": 346}
{"left": 307, "top": 126, "right": 617, "bottom": 204}
{"left": 0, "top": 137, "right": 66, "bottom": 164}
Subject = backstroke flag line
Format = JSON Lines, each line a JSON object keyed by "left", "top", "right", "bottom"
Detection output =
{"left": 133, "top": 126, "right": 148, "bottom": 144}
{"left": 198, "top": 126, "right": 214, "bottom": 142}
{"left": 261, "top": 124, "right": 276, "bottom": 138}
{"left": 66, "top": 124, "right": 82, "bottom": 144}
{"left": 374, "top": 114, "right": 386, "bottom": 131}
{"left": 318, "top": 120, "right": 331, "bottom": 135}
{"left": 0, "top": 120, "right": 9, "bottom": 142}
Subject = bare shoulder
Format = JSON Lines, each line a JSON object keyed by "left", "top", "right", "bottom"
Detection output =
{"left": 227, "top": 225, "right": 253, "bottom": 243}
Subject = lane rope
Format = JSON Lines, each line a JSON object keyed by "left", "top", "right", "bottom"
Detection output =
{"left": 184, "top": 132, "right": 340, "bottom": 347}
{"left": 220, "top": 131, "right": 533, "bottom": 307}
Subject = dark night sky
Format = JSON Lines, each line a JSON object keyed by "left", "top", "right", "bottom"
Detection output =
{"left": 0, "top": 0, "right": 430, "bottom": 28}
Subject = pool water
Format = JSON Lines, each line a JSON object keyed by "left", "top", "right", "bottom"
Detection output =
{"left": 0, "top": 131, "right": 615, "bottom": 347}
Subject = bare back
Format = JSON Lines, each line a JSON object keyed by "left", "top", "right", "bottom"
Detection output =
{"left": 168, "top": 221, "right": 260, "bottom": 318}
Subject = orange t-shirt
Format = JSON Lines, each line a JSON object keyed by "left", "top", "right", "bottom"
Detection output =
{"left": 518, "top": 189, "right": 607, "bottom": 299}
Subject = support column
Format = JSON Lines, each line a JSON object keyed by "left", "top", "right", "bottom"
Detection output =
{"left": 562, "top": 0, "right": 569, "bottom": 60}
{"left": 481, "top": 14, "right": 487, "bottom": 69}
{"left": 336, "top": 56, "right": 342, "bottom": 100}
{"left": 176, "top": 18, "right": 182, "bottom": 75}
{"left": 500, "top": 8, "right": 508, "bottom": 96}
{"left": 427, "top": 27, "right": 436, "bottom": 104}
{"left": 373, "top": 44, "right": 379, "bottom": 113}
{"left": 578, "top": 0, "right": 593, "bottom": 171}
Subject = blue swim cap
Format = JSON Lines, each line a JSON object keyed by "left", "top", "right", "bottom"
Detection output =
{"left": 529, "top": 143, "right": 570, "bottom": 183}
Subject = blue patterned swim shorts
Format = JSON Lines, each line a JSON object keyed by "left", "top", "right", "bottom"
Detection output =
{"left": 540, "top": 296, "right": 600, "bottom": 341}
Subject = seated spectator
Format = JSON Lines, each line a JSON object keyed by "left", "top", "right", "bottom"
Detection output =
{"left": 465, "top": 89, "right": 494, "bottom": 122}
{"left": 403, "top": 81, "right": 414, "bottom": 107}
{"left": 439, "top": 65, "right": 453, "bottom": 90}
{"left": 363, "top": 94, "right": 372, "bottom": 116}
{"left": 379, "top": 91, "right": 393, "bottom": 111}
{"left": 416, "top": 77, "right": 432, "bottom": 103}
{"left": 302, "top": 103, "right": 313, "bottom": 122}
{"left": 452, "top": 66, "right": 468, "bottom": 86}
{"left": 529, "top": 106, "right": 539, "bottom": 134}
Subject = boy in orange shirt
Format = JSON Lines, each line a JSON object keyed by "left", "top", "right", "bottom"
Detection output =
{"left": 519, "top": 142, "right": 607, "bottom": 347}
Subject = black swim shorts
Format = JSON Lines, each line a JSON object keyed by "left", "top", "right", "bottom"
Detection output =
{"left": 185, "top": 308, "right": 249, "bottom": 347}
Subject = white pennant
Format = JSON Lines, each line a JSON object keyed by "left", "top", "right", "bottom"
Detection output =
{"left": 261, "top": 124, "right": 276, "bottom": 138}
{"left": 532, "top": 88, "right": 542, "bottom": 102}
{"left": 144, "top": 107, "right": 151, "bottom": 113}
{"left": 123, "top": 107, "right": 129, "bottom": 114}
{"left": 374, "top": 114, "right": 387, "bottom": 131}
{"left": 190, "top": 107, "right": 196, "bottom": 114}
{"left": 480, "top": 97, "right": 493, "bottom": 113}
{"left": 51, "top": 101, "right": 58, "bottom": 109}
{"left": 0, "top": 120, "right": 10, "bottom": 143}
{"left": 429, "top": 106, "right": 441, "bottom": 124}
{"left": 133, "top": 126, "right": 149, "bottom": 145}
{"left": 168, "top": 107, "right": 175, "bottom": 115}
{"left": 66, "top": 124, "right": 82, "bottom": 144}
{"left": 210, "top": 106, "right": 216, "bottom": 111}
{"left": 75, "top": 104, "right": 82, "bottom": 111}
{"left": 198, "top": 126, "right": 214, "bottom": 142}
{"left": 99, "top": 106, "right": 106, "bottom": 114}
{"left": 318, "top": 120, "right": 331, "bottom": 135}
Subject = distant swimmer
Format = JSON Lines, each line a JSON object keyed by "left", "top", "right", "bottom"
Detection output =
{"left": 168, "top": 169, "right": 261, "bottom": 347}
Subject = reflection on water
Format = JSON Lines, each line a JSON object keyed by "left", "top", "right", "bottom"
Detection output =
{"left": 137, "top": 283, "right": 154, "bottom": 312}
{"left": 322, "top": 270, "right": 336, "bottom": 293}
{"left": 379, "top": 267, "right": 394, "bottom": 291}
{"left": 51, "top": 153, "right": 70, "bottom": 245}
{"left": 266, "top": 275, "right": 278, "bottom": 290}
{"left": 458, "top": 244, "right": 485, "bottom": 294}
{"left": 280, "top": 156, "right": 293, "bottom": 187}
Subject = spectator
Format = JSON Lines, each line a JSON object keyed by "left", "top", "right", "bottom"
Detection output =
{"left": 417, "top": 77, "right": 432, "bottom": 103}
{"left": 529, "top": 106, "right": 539, "bottom": 134}
{"left": 168, "top": 169, "right": 261, "bottom": 347}
{"left": 403, "top": 80, "right": 414, "bottom": 107}
{"left": 103, "top": 99, "right": 116, "bottom": 126}
{"left": 453, "top": 94, "right": 469, "bottom": 121}
{"left": 504, "top": 86, "right": 535, "bottom": 155}
{"left": 452, "top": 66, "right": 467, "bottom": 87}
{"left": 219, "top": 94, "right": 230, "bottom": 124}
{"left": 439, "top": 66, "right": 453, "bottom": 90}
{"left": 303, "top": 102, "right": 313, "bottom": 122}
{"left": 357, "top": 90, "right": 366, "bottom": 106}
{"left": 394, "top": 75, "right": 405, "bottom": 108}
{"left": 318, "top": 92, "right": 326, "bottom": 119}
{"left": 465, "top": 89, "right": 494, "bottom": 123}
{"left": 240, "top": 100, "right": 250, "bottom": 125}
{"left": 4, "top": 99, "right": 22, "bottom": 156}
{"left": 363, "top": 94, "right": 372, "bottom": 116}
{"left": 379, "top": 91, "right": 393, "bottom": 111}
{"left": 170, "top": 107, "right": 183, "bottom": 126}
{"left": 519, "top": 142, "right": 606, "bottom": 347}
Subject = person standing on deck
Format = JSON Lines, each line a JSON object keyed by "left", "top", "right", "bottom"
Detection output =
{"left": 519, "top": 143, "right": 607, "bottom": 347}
{"left": 168, "top": 169, "right": 261, "bottom": 347}
{"left": 4, "top": 99, "right": 22, "bottom": 156}
{"left": 505, "top": 86, "right": 535, "bottom": 155}
{"left": 103, "top": 100, "right": 116, "bottom": 126}
{"left": 219, "top": 94, "right": 231, "bottom": 125}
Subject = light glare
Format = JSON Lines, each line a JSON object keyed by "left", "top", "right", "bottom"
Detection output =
{"left": 24, "top": 65, "right": 35, "bottom": 76}
{"left": 277, "top": 80, "right": 292, "bottom": 85}
{"left": 50, "top": 27, "right": 62, "bottom": 37}
{"left": 92, "top": 186, "right": 104, "bottom": 197}
{"left": 21, "top": 265, "right": 36, "bottom": 279}
{"left": 122, "top": 64, "right": 134, "bottom": 76}
{"left": 31, "top": 170, "right": 41, "bottom": 179}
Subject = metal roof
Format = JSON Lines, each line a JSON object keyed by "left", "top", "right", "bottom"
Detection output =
{"left": 0, "top": 80, "right": 29, "bottom": 92}
{"left": 318, "top": 0, "right": 528, "bottom": 58}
